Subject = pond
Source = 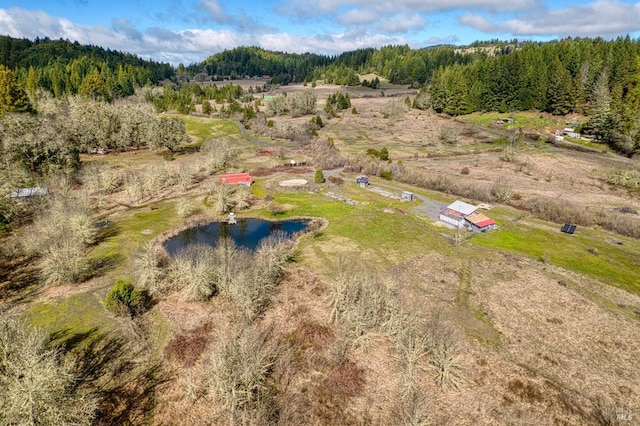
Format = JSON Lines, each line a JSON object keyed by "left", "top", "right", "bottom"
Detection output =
{"left": 163, "top": 218, "right": 311, "bottom": 256}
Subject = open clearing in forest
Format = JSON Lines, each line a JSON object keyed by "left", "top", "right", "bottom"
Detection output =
{"left": 3, "top": 81, "right": 640, "bottom": 424}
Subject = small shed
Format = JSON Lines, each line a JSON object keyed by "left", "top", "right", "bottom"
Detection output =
{"left": 219, "top": 173, "right": 252, "bottom": 186}
{"left": 401, "top": 191, "right": 414, "bottom": 202}
{"left": 563, "top": 128, "right": 580, "bottom": 139}
{"left": 10, "top": 187, "right": 49, "bottom": 199}
{"left": 356, "top": 176, "right": 369, "bottom": 188}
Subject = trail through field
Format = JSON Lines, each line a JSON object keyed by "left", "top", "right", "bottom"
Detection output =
{"left": 234, "top": 121, "right": 272, "bottom": 147}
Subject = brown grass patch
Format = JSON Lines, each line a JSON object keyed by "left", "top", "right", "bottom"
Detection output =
{"left": 164, "top": 322, "right": 213, "bottom": 366}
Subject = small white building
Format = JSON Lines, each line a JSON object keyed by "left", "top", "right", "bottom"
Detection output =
{"left": 401, "top": 191, "right": 414, "bottom": 202}
{"left": 439, "top": 200, "right": 478, "bottom": 228}
{"left": 10, "top": 187, "right": 49, "bottom": 199}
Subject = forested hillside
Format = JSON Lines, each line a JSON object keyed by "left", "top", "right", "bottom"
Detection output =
{"left": 189, "top": 46, "right": 331, "bottom": 85}
{"left": 428, "top": 37, "right": 640, "bottom": 153}
{"left": 3, "top": 35, "right": 640, "bottom": 154}
{"left": 0, "top": 36, "right": 174, "bottom": 100}
{"left": 196, "top": 39, "right": 640, "bottom": 154}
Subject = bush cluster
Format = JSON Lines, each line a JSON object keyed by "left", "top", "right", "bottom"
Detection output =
{"left": 159, "top": 234, "right": 293, "bottom": 323}
{"left": 104, "top": 279, "right": 146, "bottom": 316}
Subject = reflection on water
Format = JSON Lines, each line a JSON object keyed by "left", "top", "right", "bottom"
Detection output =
{"left": 163, "top": 218, "right": 310, "bottom": 256}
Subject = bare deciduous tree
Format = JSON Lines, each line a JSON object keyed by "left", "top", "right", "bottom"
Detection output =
{"left": 135, "top": 241, "right": 168, "bottom": 295}
{"left": 0, "top": 316, "right": 97, "bottom": 425}
{"left": 21, "top": 195, "right": 97, "bottom": 285}
{"left": 208, "top": 324, "right": 278, "bottom": 424}
{"left": 169, "top": 244, "right": 219, "bottom": 302}
{"left": 202, "top": 138, "right": 238, "bottom": 173}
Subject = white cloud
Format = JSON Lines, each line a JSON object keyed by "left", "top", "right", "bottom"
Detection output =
{"left": 258, "top": 32, "right": 409, "bottom": 55}
{"left": 339, "top": 8, "right": 379, "bottom": 26}
{"left": 278, "top": 0, "right": 543, "bottom": 19}
{"left": 112, "top": 18, "right": 144, "bottom": 41}
{"left": 197, "top": 0, "right": 231, "bottom": 24}
{"left": 460, "top": 1, "right": 640, "bottom": 37}
{"left": 0, "top": 7, "right": 411, "bottom": 63}
{"left": 194, "top": 0, "right": 275, "bottom": 34}
{"left": 458, "top": 14, "right": 497, "bottom": 32}
{"left": 377, "top": 14, "right": 428, "bottom": 33}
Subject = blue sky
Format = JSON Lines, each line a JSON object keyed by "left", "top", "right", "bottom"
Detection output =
{"left": 1, "top": 1, "right": 640, "bottom": 65}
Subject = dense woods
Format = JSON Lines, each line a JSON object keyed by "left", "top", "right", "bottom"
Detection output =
{"left": 0, "top": 36, "right": 173, "bottom": 101}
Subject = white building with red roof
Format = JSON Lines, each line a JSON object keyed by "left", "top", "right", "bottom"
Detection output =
{"left": 439, "top": 200, "right": 496, "bottom": 232}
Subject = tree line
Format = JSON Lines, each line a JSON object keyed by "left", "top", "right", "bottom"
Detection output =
{"left": 427, "top": 37, "right": 640, "bottom": 153}
{"left": 188, "top": 44, "right": 471, "bottom": 86}
{"left": 0, "top": 35, "right": 174, "bottom": 101}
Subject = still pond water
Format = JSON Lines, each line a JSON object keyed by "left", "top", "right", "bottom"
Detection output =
{"left": 163, "top": 218, "right": 310, "bottom": 256}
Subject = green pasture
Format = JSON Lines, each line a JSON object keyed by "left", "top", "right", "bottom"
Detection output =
{"left": 460, "top": 111, "right": 566, "bottom": 130}
{"left": 472, "top": 215, "right": 640, "bottom": 295}
{"left": 181, "top": 115, "right": 242, "bottom": 145}
{"left": 29, "top": 291, "right": 118, "bottom": 346}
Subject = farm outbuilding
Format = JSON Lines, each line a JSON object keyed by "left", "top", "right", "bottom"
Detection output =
{"left": 439, "top": 200, "right": 477, "bottom": 228}
{"left": 356, "top": 176, "right": 369, "bottom": 187}
{"left": 219, "top": 173, "right": 252, "bottom": 186}
{"left": 440, "top": 200, "right": 497, "bottom": 232}
{"left": 464, "top": 212, "right": 496, "bottom": 232}
{"left": 401, "top": 191, "right": 414, "bottom": 201}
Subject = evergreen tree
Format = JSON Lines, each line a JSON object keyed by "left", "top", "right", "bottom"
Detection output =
{"left": 202, "top": 100, "right": 213, "bottom": 115}
{"left": 0, "top": 65, "right": 34, "bottom": 116}
{"left": 379, "top": 147, "right": 389, "bottom": 161}
{"left": 584, "top": 69, "right": 620, "bottom": 145}
{"left": 78, "top": 68, "right": 110, "bottom": 101}
{"left": 546, "top": 58, "right": 574, "bottom": 115}
{"left": 314, "top": 168, "right": 325, "bottom": 184}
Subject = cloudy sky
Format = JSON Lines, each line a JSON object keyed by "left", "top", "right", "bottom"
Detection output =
{"left": 1, "top": 1, "right": 640, "bottom": 65}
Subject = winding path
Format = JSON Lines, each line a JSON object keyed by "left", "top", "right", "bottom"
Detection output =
{"left": 235, "top": 121, "right": 272, "bottom": 147}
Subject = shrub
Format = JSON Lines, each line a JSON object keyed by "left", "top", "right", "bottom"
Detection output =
{"left": 330, "top": 260, "right": 397, "bottom": 348}
{"left": 461, "top": 167, "right": 470, "bottom": 175}
{"left": 134, "top": 241, "right": 168, "bottom": 295}
{"left": 164, "top": 322, "right": 213, "bottom": 366}
{"left": 606, "top": 167, "right": 640, "bottom": 189}
{"left": 490, "top": 176, "right": 513, "bottom": 203}
{"left": 328, "top": 175, "right": 344, "bottom": 185}
{"left": 266, "top": 201, "right": 287, "bottom": 216}
{"left": 314, "top": 168, "right": 325, "bottom": 183}
{"left": 176, "top": 197, "right": 198, "bottom": 218}
{"left": 379, "top": 170, "right": 393, "bottom": 180}
{"left": 224, "top": 233, "right": 292, "bottom": 323}
{"left": 168, "top": 244, "right": 220, "bottom": 302}
{"left": 104, "top": 279, "right": 146, "bottom": 316}
{"left": 527, "top": 197, "right": 594, "bottom": 226}
{"left": 39, "top": 239, "right": 86, "bottom": 285}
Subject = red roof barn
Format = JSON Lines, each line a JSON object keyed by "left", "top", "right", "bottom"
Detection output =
{"left": 218, "top": 173, "right": 252, "bottom": 186}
